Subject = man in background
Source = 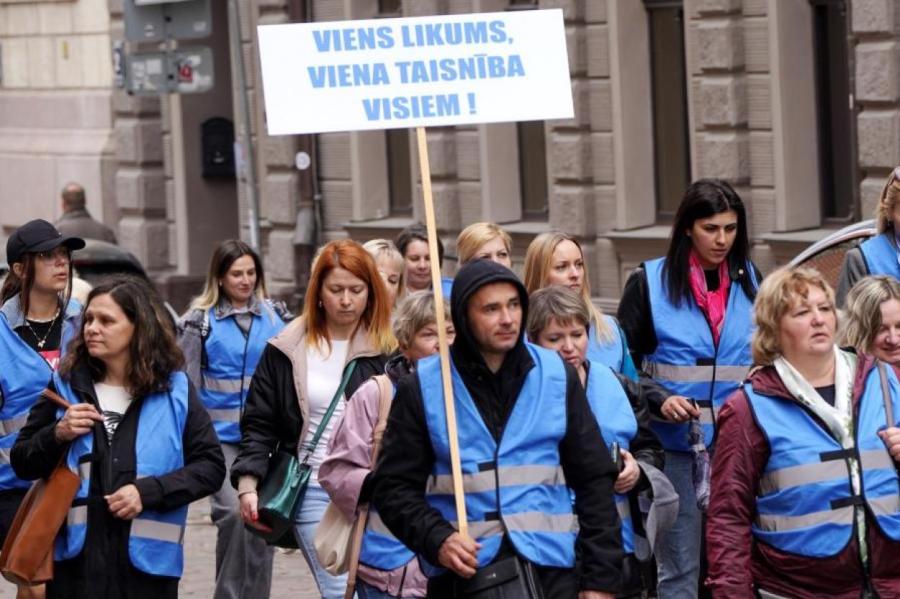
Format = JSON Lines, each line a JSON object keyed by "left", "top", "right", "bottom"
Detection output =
{"left": 55, "top": 182, "right": 117, "bottom": 244}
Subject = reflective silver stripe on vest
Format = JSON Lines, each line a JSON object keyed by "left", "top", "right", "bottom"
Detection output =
{"left": 366, "top": 510, "right": 397, "bottom": 537}
{"left": 426, "top": 465, "right": 565, "bottom": 496}
{"left": 0, "top": 415, "right": 28, "bottom": 437}
{"left": 650, "top": 409, "right": 714, "bottom": 426}
{"left": 644, "top": 362, "right": 748, "bottom": 383}
{"left": 868, "top": 494, "right": 900, "bottom": 517}
{"left": 131, "top": 518, "right": 186, "bottom": 545}
{"left": 0, "top": 448, "right": 10, "bottom": 465}
{"left": 504, "top": 511, "right": 577, "bottom": 534}
{"left": 202, "top": 375, "right": 248, "bottom": 394}
{"left": 206, "top": 408, "right": 241, "bottom": 424}
{"left": 616, "top": 499, "right": 630, "bottom": 522}
{"left": 758, "top": 460, "right": 848, "bottom": 497}
{"left": 78, "top": 462, "right": 90, "bottom": 482}
{"left": 68, "top": 504, "right": 88, "bottom": 527}
{"left": 449, "top": 519, "right": 505, "bottom": 539}
{"left": 859, "top": 449, "right": 895, "bottom": 471}
{"left": 755, "top": 505, "right": 854, "bottom": 532}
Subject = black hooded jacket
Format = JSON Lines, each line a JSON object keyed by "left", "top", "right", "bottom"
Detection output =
{"left": 372, "top": 260, "right": 623, "bottom": 593}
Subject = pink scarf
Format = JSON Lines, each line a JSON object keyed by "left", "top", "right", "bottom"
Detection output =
{"left": 688, "top": 250, "right": 730, "bottom": 346}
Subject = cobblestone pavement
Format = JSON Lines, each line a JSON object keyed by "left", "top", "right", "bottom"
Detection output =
{"left": 0, "top": 501, "right": 321, "bottom": 599}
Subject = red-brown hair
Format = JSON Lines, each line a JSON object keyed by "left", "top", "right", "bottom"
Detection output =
{"left": 304, "top": 239, "right": 394, "bottom": 353}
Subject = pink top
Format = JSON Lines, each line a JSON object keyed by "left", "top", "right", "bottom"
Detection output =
{"left": 320, "top": 377, "right": 428, "bottom": 597}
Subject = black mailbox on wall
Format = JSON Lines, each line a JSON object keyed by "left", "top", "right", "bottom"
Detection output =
{"left": 201, "top": 117, "right": 235, "bottom": 179}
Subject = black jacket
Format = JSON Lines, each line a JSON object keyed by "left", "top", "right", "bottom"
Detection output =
{"left": 11, "top": 365, "right": 224, "bottom": 598}
{"left": 603, "top": 365, "right": 665, "bottom": 480}
{"left": 372, "top": 260, "right": 624, "bottom": 594}
{"left": 229, "top": 331, "right": 387, "bottom": 489}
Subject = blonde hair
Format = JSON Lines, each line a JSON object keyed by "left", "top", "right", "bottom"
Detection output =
{"left": 526, "top": 286, "right": 591, "bottom": 343}
{"left": 391, "top": 290, "right": 450, "bottom": 349}
{"left": 522, "top": 232, "right": 612, "bottom": 342}
{"left": 874, "top": 168, "right": 900, "bottom": 234}
{"left": 840, "top": 275, "right": 900, "bottom": 352}
{"left": 191, "top": 240, "right": 269, "bottom": 311}
{"left": 363, "top": 238, "right": 404, "bottom": 297}
{"left": 457, "top": 222, "right": 512, "bottom": 265}
{"left": 752, "top": 266, "right": 836, "bottom": 365}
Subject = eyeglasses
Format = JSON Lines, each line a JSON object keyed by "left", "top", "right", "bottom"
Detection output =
{"left": 34, "top": 247, "right": 71, "bottom": 263}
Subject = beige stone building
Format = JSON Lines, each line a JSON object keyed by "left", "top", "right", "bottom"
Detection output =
{"left": 2, "top": 0, "right": 899, "bottom": 311}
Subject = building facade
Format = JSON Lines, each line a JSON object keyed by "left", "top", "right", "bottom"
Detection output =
{"left": 2, "top": 0, "right": 899, "bottom": 312}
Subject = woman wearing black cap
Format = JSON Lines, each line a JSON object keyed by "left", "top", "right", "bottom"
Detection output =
{"left": 0, "top": 220, "right": 85, "bottom": 559}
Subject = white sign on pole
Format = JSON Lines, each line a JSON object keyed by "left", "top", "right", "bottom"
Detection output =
{"left": 257, "top": 9, "right": 573, "bottom": 135}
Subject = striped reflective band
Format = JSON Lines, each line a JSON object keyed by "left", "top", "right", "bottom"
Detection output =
{"left": 202, "top": 375, "right": 248, "bottom": 394}
{"left": 758, "top": 460, "right": 847, "bottom": 496}
{"left": 68, "top": 505, "right": 87, "bottom": 527}
{"left": 0, "top": 448, "right": 10, "bottom": 465}
{"left": 206, "top": 408, "right": 241, "bottom": 423}
{"left": 868, "top": 494, "right": 900, "bottom": 517}
{"left": 859, "top": 449, "right": 895, "bottom": 471}
{"left": 369, "top": 509, "right": 507, "bottom": 540}
{"left": 650, "top": 409, "right": 714, "bottom": 426}
{"left": 0, "top": 415, "right": 28, "bottom": 437}
{"left": 78, "top": 462, "right": 90, "bottom": 482}
{"left": 503, "top": 511, "right": 577, "bottom": 534}
{"left": 616, "top": 498, "right": 630, "bottom": 521}
{"left": 131, "top": 518, "right": 186, "bottom": 545}
{"left": 426, "top": 465, "right": 565, "bottom": 495}
{"left": 644, "top": 362, "right": 748, "bottom": 383}
{"left": 366, "top": 511, "right": 399, "bottom": 537}
{"left": 755, "top": 505, "right": 854, "bottom": 532}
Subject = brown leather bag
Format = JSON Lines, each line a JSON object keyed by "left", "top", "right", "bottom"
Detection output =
{"left": 0, "top": 388, "right": 80, "bottom": 586}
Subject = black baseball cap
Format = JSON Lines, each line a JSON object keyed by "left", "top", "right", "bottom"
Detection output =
{"left": 6, "top": 219, "right": 85, "bottom": 265}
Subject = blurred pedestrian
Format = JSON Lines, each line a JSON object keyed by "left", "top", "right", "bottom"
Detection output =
{"left": 456, "top": 222, "right": 513, "bottom": 269}
{"left": 319, "top": 291, "right": 455, "bottom": 598}
{"left": 527, "top": 286, "right": 666, "bottom": 598}
{"left": 232, "top": 239, "right": 392, "bottom": 599}
{"left": 617, "top": 179, "right": 761, "bottom": 599}
{"left": 524, "top": 231, "right": 637, "bottom": 378}
{"left": 178, "top": 239, "right": 289, "bottom": 599}
{"left": 11, "top": 276, "right": 225, "bottom": 599}
{"left": 394, "top": 223, "right": 453, "bottom": 298}
{"left": 363, "top": 239, "right": 405, "bottom": 309}
{"left": 373, "top": 259, "right": 623, "bottom": 598}
{"left": 54, "top": 183, "right": 117, "bottom": 244}
{"left": 841, "top": 275, "right": 900, "bottom": 368}
{"left": 707, "top": 266, "right": 900, "bottom": 598}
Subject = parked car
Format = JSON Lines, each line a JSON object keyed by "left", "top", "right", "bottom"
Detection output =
{"left": 788, "top": 219, "right": 877, "bottom": 291}
{"left": 72, "top": 239, "right": 147, "bottom": 285}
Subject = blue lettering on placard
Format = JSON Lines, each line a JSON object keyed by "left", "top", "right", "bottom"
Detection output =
{"left": 312, "top": 26, "right": 395, "bottom": 52}
{"left": 400, "top": 20, "right": 508, "bottom": 47}
{"left": 394, "top": 54, "right": 526, "bottom": 84}
{"left": 307, "top": 63, "right": 390, "bottom": 88}
{"left": 363, "top": 94, "right": 461, "bottom": 121}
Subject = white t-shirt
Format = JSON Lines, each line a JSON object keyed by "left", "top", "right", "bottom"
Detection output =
{"left": 303, "top": 339, "right": 349, "bottom": 482}
{"left": 94, "top": 382, "right": 133, "bottom": 442}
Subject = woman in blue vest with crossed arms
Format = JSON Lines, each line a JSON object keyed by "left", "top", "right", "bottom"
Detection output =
{"left": 707, "top": 266, "right": 900, "bottom": 597}
{"left": 527, "top": 286, "right": 665, "bottom": 598}
{"left": 837, "top": 167, "right": 900, "bottom": 307}
{"left": 178, "top": 239, "right": 288, "bottom": 599}
{"left": 11, "top": 276, "right": 225, "bottom": 598}
{"left": 617, "top": 179, "right": 761, "bottom": 598}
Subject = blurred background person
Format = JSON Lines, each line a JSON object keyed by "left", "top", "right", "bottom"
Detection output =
{"left": 54, "top": 182, "right": 117, "bottom": 244}
{"left": 837, "top": 167, "right": 900, "bottom": 306}
{"left": 528, "top": 286, "right": 665, "bottom": 598}
{"left": 523, "top": 231, "right": 637, "bottom": 378}
{"left": 232, "top": 239, "right": 393, "bottom": 599}
{"left": 394, "top": 223, "right": 453, "bottom": 298}
{"left": 178, "top": 239, "right": 289, "bottom": 599}
{"left": 617, "top": 179, "right": 760, "bottom": 599}
{"left": 840, "top": 275, "right": 900, "bottom": 368}
{"left": 363, "top": 239, "right": 405, "bottom": 310}
{"left": 11, "top": 276, "right": 224, "bottom": 599}
{"left": 319, "top": 290, "right": 455, "bottom": 599}
{"left": 456, "top": 222, "right": 513, "bottom": 269}
{"left": 707, "top": 266, "right": 900, "bottom": 598}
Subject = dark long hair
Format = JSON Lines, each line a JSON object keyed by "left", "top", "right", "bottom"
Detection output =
{"left": 0, "top": 253, "right": 74, "bottom": 318}
{"left": 663, "top": 179, "right": 753, "bottom": 305}
{"left": 60, "top": 276, "right": 184, "bottom": 398}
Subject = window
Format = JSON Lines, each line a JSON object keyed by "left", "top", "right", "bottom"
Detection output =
{"left": 810, "top": 0, "right": 855, "bottom": 221}
{"left": 518, "top": 121, "right": 549, "bottom": 220}
{"left": 644, "top": 0, "right": 691, "bottom": 220}
{"left": 386, "top": 128, "right": 413, "bottom": 215}
{"left": 378, "top": 0, "right": 401, "bottom": 15}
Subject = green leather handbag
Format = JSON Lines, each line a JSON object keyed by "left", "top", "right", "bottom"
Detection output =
{"left": 253, "top": 360, "right": 358, "bottom": 547}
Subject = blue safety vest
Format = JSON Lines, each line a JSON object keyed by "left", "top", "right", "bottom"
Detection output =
{"left": 0, "top": 297, "right": 79, "bottom": 490}
{"left": 644, "top": 257, "right": 756, "bottom": 452}
{"left": 584, "top": 361, "right": 638, "bottom": 553}
{"left": 54, "top": 371, "right": 190, "bottom": 578}
{"left": 745, "top": 365, "right": 900, "bottom": 558}
{"left": 587, "top": 315, "right": 637, "bottom": 379}
{"left": 859, "top": 232, "right": 900, "bottom": 280}
{"left": 418, "top": 344, "right": 576, "bottom": 574}
{"left": 200, "top": 304, "right": 284, "bottom": 443}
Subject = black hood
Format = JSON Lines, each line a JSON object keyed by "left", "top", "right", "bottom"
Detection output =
{"left": 449, "top": 260, "right": 529, "bottom": 369}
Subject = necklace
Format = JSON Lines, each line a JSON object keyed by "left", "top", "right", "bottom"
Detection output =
{"left": 24, "top": 307, "right": 60, "bottom": 350}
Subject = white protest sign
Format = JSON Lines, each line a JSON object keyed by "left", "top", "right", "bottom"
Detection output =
{"left": 257, "top": 9, "right": 573, "bottom": 135}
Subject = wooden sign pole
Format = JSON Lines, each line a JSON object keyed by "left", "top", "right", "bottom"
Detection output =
{"left": 414, "top": 126, "right": 469, "bottom": 539}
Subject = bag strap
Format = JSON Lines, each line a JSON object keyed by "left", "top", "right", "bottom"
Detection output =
{"left": 301, "top": 360, "right": 358, "bottom": 463}
{"left": 41, "top": 388, "right": 71, "bottom": 411}
{"left": 878, "top": 361, "right": 895, "bottom": 428}
{"left": 369, "top": 374, "right": 394, "bottom": 467}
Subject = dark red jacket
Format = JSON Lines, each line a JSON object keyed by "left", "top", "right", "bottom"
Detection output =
{"left": 705, "top": 354, "right": 900, "bottom": 599}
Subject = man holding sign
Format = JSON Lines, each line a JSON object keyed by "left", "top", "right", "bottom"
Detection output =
{"left": 372, "top": 260, "right": 623, "bottom": 598}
